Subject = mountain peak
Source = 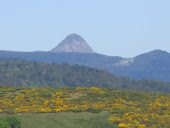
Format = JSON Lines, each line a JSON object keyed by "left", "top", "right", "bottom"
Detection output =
{"left": 134, "top": 49, "right": 169, "bottom": 59}
{"left": 51, "top": 34, "right": 94, "bottom": 53}
{"left": 149, "top": 49, "right": 169, "bottom": 54}
{"left": 66, "top": 33, "right": 84, "bottom": 40}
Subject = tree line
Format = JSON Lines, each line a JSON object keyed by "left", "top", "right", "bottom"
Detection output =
{"left": 0, "top": 60, "right": 169, "bottom": 93}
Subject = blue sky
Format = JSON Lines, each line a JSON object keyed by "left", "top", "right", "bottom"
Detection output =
{"left": 0, "top": 0, "right": 170, "bottom": 58}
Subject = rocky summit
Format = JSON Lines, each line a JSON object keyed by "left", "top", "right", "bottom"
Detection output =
{"left": 51, "top": 33, "right": 94, "bottom": 53}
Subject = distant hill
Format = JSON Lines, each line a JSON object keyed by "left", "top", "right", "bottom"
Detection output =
{"left": 0, "top": 49, "right": 170, "bottom": 82}
{"left": 0, "top": 60, "right": 170, "bottom": 93}
{"left": 111, "top": 50, "right": 170, "bottom": 82}
{"left": 0, "top": 50, "right": 123, "bottom": 70}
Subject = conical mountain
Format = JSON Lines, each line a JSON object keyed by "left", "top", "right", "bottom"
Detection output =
{"left": 51, "top": 34, "right": 94, "bottom": 53}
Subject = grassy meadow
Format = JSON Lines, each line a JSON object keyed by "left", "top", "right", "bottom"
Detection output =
{"left": 0, "top": 112, "right": 114, "bottom": 128}
{"left": 0, "top": 86, "right": 169, "bottom": 127}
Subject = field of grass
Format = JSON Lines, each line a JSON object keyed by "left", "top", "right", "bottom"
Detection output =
{"left": 0, "top": 86, "right": 169, "bottom": 127}
{"left": 0, "top": 112, "right": 115, "bottom": 128}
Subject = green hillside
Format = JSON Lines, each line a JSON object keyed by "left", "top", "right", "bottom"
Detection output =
{"left": 0, "top": 60, "right": 170, "bottom": 93}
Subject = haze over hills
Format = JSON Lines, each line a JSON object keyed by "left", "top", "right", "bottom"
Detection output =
{"left": 0, "top": 34, "right": 170, "bottom": 82}
{"left": 110, "top": 50, "right": 170, "bottom": 81}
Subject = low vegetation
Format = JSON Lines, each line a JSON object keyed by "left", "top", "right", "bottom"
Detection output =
{"left": 1, "top": 112, "right": 114, "bottom": 128}
{"left": 0, "top": 86, "right": 169, "bottom": 127}
{"left": 0, "top": 116, "right": 21, "bottom": 128}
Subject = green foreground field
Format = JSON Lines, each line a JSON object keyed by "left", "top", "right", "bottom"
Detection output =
{"left": 0, "top": 112, "right": 115, "bottom": 128}
{"left": 0, "top": 86, "right": 169, "bottom": 127}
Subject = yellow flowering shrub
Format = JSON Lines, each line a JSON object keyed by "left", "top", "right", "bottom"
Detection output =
{"left": 0, "top": 86, "right": 169, "bottom": 127}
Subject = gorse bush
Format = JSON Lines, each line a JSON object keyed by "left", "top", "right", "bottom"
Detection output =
{"left": 0, "top": 86, "right": 169, "bottom": 127}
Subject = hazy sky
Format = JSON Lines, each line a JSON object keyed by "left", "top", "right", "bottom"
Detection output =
{"left": 0, "top": 0, "right": 170, "bottom": 58}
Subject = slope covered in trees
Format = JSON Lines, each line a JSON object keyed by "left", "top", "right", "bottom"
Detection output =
{"left": 0, "top": 60, "right": 170, "bottom": 93}
{"left": 1, "top": 50, "right": 170, "bottom": 82}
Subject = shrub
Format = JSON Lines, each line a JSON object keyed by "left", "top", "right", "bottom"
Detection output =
{"left": 0, "top": 118, "right": 10, "bottom": 128}
{"left": 71, "top": 108, "right": 82, "bottom": 113}
{"left": 0, "top": 117, "right": 21, "bottom": 128}
{"left": 87, "top": 108, "right": 101, "bottom": 113}
{"left": 6, "top": 117, "right": 21, "bottom": 128}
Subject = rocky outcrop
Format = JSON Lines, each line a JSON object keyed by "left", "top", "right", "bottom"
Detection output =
{"left": 51, "top": 33, "right": 94, "bottom": 53}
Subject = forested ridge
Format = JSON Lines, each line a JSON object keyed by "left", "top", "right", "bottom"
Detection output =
{"left": 0, "top": 60, "right": 170, "bottom": 93}
{"left": 1, "top": 50, "right": 170, "bottom": 82}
